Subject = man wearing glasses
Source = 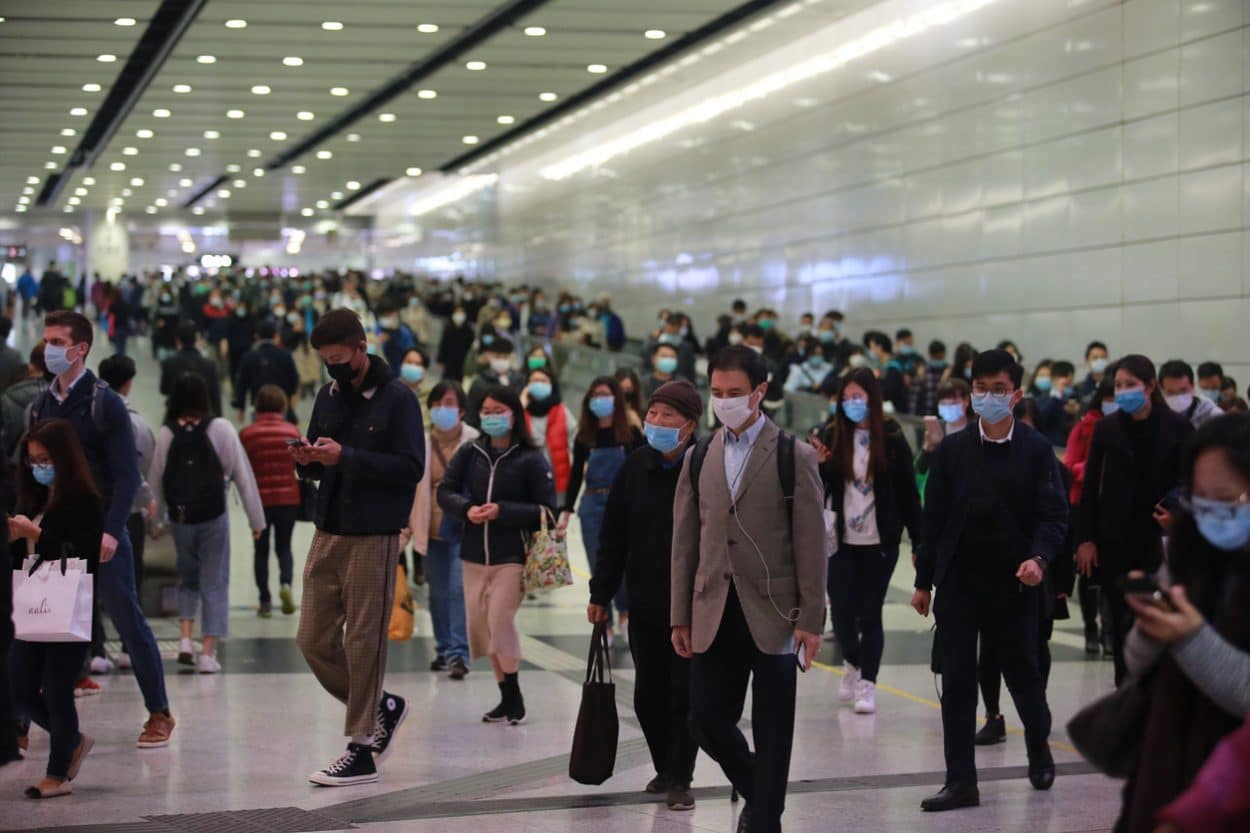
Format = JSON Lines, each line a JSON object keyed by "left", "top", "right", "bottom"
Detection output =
{"left": 910, "top": 349, "right": 1069, "bottom": 812}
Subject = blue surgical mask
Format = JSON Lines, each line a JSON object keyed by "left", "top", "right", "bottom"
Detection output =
{"left": 1090, "top": 357, "right": 1109, "bottom": 375}
{"left": 818, "top": 330, "right": 835, "bottom": 344}
{"left": 1115, "top": 387, "right": 1147, "bottom": 415}
{"left": 656, "top": 356, "right": 678, "bottom": 375}
{"left": 1191, "top": 495, "right": 1250, "bottom": 551}
{"left": 44, "top": 344, "right": 73, "bottom": 376}
{"left": 928, "top": 359, "right": 948, "bottom": 370}
{"left": 529, "top": 381, "right": 552, "bottom": 401}
{"left": 842, "top": 397, "right": 869, "bottom": 424}
{"left": 938, "top": 402, "right": 965, "bottom": 424}
{"left": 1033, "top": 377, "right": 1052, "bottom": 393}
{"left": 658, "top": 333, "right": 679, "bottom": 346}
{"left": 430, "top": 406, "right": 460, "bottom": 432}
{"left": 898, "top": 344, "right": 917, "bottom": 356}
{"left": 480, "top": 413, "right": 512, "bottom": 438}
{"left": 643, "top": 421, "right": 683, "bottom": 454}
{"left": 400, "top": 364, "right": 425, "bottom": 384}
{"left": 31, "top": 463, "right": 55, "bottom": 487}
{"left": 589, "top": 396, "right": 615, "bottom": 419}
{"left": 1101, "top": 401, "right": 1120, "bottom": 416}
{"left": 1199, "top": 388, "right": 1221, "bottom": 403}
{"left": 971, "top": 392, "right": 1014, "bottom": 423}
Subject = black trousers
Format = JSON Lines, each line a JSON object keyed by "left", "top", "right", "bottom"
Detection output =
{"left": 690, "top": 586, "right": 796, "bottom": 833}
{"left": 1103, "top": 585, "right": 1133, "bottom": 687}
{"left": 0, "top": 572, "right": 15, "bottom": 763}
{"left": 978, "top": 615, "right": 1053, "bottom": 716}
{"left": 1077, "top": 575, "right": 1100, "bottom": 640}
{"left": 628, "top": 614, "right": 697, "bottom": 786}
{"left": 254, "top": 505, "right": 297, "bottom": 604}
{"left": 934, "top": 561, "right": 1051, "bottom": 785}
{"left": 11, "top": 640, "right": 89, "bottom": 779}
{"left": 827, "top": 544, "right": 898, "bottom": 682}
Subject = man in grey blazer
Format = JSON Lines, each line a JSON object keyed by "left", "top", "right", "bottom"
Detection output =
{"left": 671, "top": 345, "right": 827, "bottom": 833}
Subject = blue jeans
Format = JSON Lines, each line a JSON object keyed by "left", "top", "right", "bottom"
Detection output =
{"left": 579, "top": 491, "right": 629, "bottom": 616}
{"left": 426, "top": 538, "right": 468, "bottom": 662}
{"left": 98, "top": 529, "right": 168, "bottom": 713}
{"left": 172, "top": 514, "right": 231, "bottom": 637}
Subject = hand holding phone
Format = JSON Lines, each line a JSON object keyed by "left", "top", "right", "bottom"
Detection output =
{"left": 285, "top": 438, "right": 307, "bottom": 447}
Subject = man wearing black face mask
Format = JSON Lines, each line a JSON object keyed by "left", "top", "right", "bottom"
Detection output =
{"left": 291, "top": 309, "right": 425, "bottom": 787}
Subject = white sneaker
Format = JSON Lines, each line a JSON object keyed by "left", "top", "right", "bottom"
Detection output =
{"left": 854, "top": 680, "right": 876, "bottom": 714}
{"left": 197, "top": 653, "right": 221, "bottom": 674}
{"left": 89, "top": 656, "right": 114, "bottom": 675}
{"left": 177, "top": 639, "right": 195, "bottom": 666}
{"left": 839, "top": 663, "right": 860, "bottom": 703}
{"left": 116, "top": 652, "right": 132, "bottom": 670}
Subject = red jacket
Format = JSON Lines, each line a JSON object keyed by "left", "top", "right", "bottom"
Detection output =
{"left": 240, "top": 413, "right": 301, "bottom": 508}
{"left": 1062, "top": 410, "right": 1101, "bottom": 505}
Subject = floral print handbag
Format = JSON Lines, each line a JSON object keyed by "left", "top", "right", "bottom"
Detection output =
{"left": 523, "top": 507, "right": 574, "bottom": 594}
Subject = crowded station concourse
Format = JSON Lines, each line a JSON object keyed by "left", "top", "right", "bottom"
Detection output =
{"left": 2, "top": 2, "right": 1249, "bottom": 833}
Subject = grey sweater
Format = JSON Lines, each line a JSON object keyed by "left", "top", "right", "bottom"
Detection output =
{"left": 149, "top": 417, "right": 266, "bottom": 532}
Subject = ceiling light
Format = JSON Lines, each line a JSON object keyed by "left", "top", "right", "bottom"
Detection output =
{"left": 145, "top": 206, "right": 158, "bottom": 214}
{"left": 378, "top": 113, "right": 396, "bottom": 122}
{"left": 462, "top": 135, "right": 479, "bottom": 145}
{"left": 466, "top": 60, "right": 486, "bottom": 71}
{"left": 346, "top": 180, "right": 360, "bottom": 190}
{"left": 316, "top": 150, "right": 332, "bottom": 159}
{"left": 269, "top": 130, "right": 287, "bottom": 141}
{"left": 226, "top": 164, "right": 240, "bottom": 172}
{"left": 82, "top": 83, "right": 101, "bottom": 92}
{"left": 316, "top": 199, "right": 329, "bottom": 208}
{"left": 251, "top": 84, "right": 271, "bottom": 95}
{"left": 587, "top": 63, "right": 607, "bottom": 73}
{"left": 226, "top": 109, "right": 244, "bottom": 118}
{"left": 44, "top": 161, "right": 56, "bottom": 169}
{"left": 60, "top": 128, "right": 77, "bottom": 137}
{"left": 297, "top": 111, "right": 315, "bottom": 120}
{"left": 301, "top": 208, "right": 314, "bottom": 216}
{"left": 169, "top": 163, "right": 182, "bottom": 172}
{"left": 247, "top": 148, "right": 261, "bottom": 157}
{"left": 204, "top": 129, "right": 220, "bottom": 139}
{"left": 217, "top": 189, "right": 231, "bottom": 198}
{"left": 64, "top": 207, "right": 74, "bottom": 213}
{"left": 122, "top": 146, "right": 138, "bottom": 156}
{"left": 233, "top": 179, "right": 246, "bottom": 188}
{"left": 155, "top": 198, "right": 168, "bottom": 206}
{"left": 292, "top": 165, "right": 306, "bottom": 174}
{"left": 114, "top": 17, "right": 136, "bottom": 26}
{"left": 15, "top": 206, "right": 26, "bottom": 213}
{"left": 283, "top": 56, "right": 303, "bottom": 66}
{"left": 68, "top": 197, "right": 81, "bottom": 206}
{"left": 331, "top": 191, "right": 343, "bottom": 199}
{"left": 97, "top": 54, "right": 118, "bottom": 63}
{"left": 193, "top": 207, "right": 205, "bottom": 215}
{"left": 524, "top": 26, "right": 546, "bottom": 36}
{"left": 173, "top": 83, "right": 191, "bottom": 93}
{"left": 26, "top": 176, "right": 39, "bottom": 184}
{"left": 82, "top": 176, "right": 95, "bottom": 185}
{"left": 416, "top": 90, "right": 438, "bottom": 102}
{"left": 497, "top": 115, "right": 515, "bottom": 125}
{"left": 253, "top": 167, "right": 265, "bottom": 177}
{"left": 346, "top": 133, "right": 360, "bottom": 142}
{"left": 185, "top": 147, "right": 201, "bottom": 157}
{"left": 330, "top": 86, "right": 349, "bottom": 96}
{"left": 197, "top": 55, "right": 216, "bottom": 64}
{"left": 417, "top": 23, "right": 439, "bottom": 33}
{"left": 179, "top": 178, "right": 192, "bottom": 187}
{"left": 321, "top": 21, "right": 343, "bottom": 30}
{"left": 130, "top": 177, "right": 144, "bottom": 186}
{"left": 121, "top": 188, "right": 132, "bottom": 197}
{"left": 18, "top": 196, "right": 29, "bottom": 204}
{"left": 136, "top": 128, "right": 154, "bottom": 138}
{"left": 22, "top": 187, "right": 33, "bottom": 196}
{"left": 110, "top": 162, "right": 126, "bottom": 171}
{"left": 405, "top": 167, "right": 423, "bottom": 177}
{"left": 153, "top": 108, "right": 170, "bottom": 118}
{"left": 224, "top": 18, "right": 247, "bottom": 29}
{"left": 538, "top": 91, "right": 558, "bottom": 102}
{"left": 50, "top": 145, "right": 66, "bottom": 154}
{"left": 69, "top": 107, "right": 88, "bottom": 116}
{"left": 111, "top": 197, "right": 123, "bottom": 205}
{"left": 74, "top": 187, "right": 86, "bottom": 196}
{"left": 645, "top": 29, "right": 667, "bottom": 39}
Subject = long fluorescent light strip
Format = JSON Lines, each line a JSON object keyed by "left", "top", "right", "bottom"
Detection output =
{"left": 409, "top": 174, "right": 499, "bottom": 217}
{"left": 539, "top": 0, "right": 998, "bottom": 181}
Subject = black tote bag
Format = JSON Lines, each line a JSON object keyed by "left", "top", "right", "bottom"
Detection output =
{"left": 1066, "top": 675, "right": 1151, "bottom": 778}
{"left": 569, "top": 622, "right": 619, "bottom": 785}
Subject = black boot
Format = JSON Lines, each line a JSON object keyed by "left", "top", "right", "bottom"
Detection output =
{"left": 502, "top": 672, "right": 526, "bottom": 725}
{"left": 973, "top": 714, "right": 1006, "bottom": 745}
{"left": 483, "top": 681, "right": 508, "bottom": 723}
{"left": 1027, "top": 742, "right": 1055, "bottom": 791}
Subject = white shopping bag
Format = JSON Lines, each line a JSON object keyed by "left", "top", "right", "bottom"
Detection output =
{"left": 823, "top": 495, "right": 839, "bottom": 558}
{"left": 12, "top": 556, "right": 93, "bottom": 642}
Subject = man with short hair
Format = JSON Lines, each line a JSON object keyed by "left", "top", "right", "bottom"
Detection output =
{"left": 1076, "top": 340, "right": 1110, "bottom": 403}
{"left": 911, "top": 349, "right": 1067, "bottom": 811}
{"left": 1, "top": 344, "right": 48, "bottom": 459}
{"left": 1160, "top": 360, "right": 1221, "bottom": 428}
{"left": 864, "top": 330, "right": 907, "bottom": 413}
{"left": 160, "top": 321, "right": 223, "bottom": 416}
{"left": 232, "top": 319, "right": 299, "bottom": 422}
{"left": 1197, "top": 361, "right": 1224, "bottom": 404}
{"left": 292, "top": 309, "right": 425, "bottom": 786}
{"left": 672, "top": 345, "right": 827, "bottom": 833}
{"left": 31, "top": 311, "right": 175, "bottom": 747}
{"left": 465, "top": 336, "right": 524, "bottom": 428}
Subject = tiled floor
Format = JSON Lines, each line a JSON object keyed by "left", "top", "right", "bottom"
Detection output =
{"left": 0, "top": 324, "right": 1123, "bottom": 832}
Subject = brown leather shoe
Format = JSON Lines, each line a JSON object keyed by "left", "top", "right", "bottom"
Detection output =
{"left": 137, "top": 712, "right": 176, "bottom": 748}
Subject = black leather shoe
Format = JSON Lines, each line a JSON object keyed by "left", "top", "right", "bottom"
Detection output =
{"left": 920, "top": 782, "right": 980, "bottom": 812}
{"left": 1028, "top": 745, "right": 1055, "bottom": 790}
{"left": 736, "top": 805, "right": 750, "bottom": 833}
{"left": 974, "top": 714, "right": 1006, "bottom": 745}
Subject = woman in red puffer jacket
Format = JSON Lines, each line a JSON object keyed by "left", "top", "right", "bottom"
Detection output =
{"left": 239, "top": 384, "right": 301, "bottom": 617}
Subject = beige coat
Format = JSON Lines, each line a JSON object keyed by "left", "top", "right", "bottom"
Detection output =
{"left": 405, "top": 422, "right": 480, "bottom": 555}
{"left": 671, "top": 418, "right": 827, "bottom": 655}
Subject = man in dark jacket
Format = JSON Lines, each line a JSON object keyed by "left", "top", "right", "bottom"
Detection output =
{"left": 465, "top": 336, "right": 525, "bottom": 428}
{"left": 232, "top": 320, "right": 299, "bottom": 421}
{"left": 590, "top": 380, "right": 703, "bottom": 812}
{"left": 160, "top": 321, "right": 222, "bottom": 416}
{"left": 292, "top": 309, "right": 425, "bottom": 788}
{"left": 910, "top": 349, "right": 1068, "bottom": 812}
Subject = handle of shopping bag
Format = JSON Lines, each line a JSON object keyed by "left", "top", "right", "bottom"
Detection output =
{"left": 585, "top": 621, "right": 614, "bottom": 685}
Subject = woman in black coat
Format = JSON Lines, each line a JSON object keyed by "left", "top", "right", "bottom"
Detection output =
{"left": 813, "top": 368, "right": 921, "bottom": 715}
{"left": 1076, "top": 354, "right": 1194, "bottom": 686}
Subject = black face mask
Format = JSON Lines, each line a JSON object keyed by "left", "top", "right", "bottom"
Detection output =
{"left": 326, "top": 352, "right": 361, "bottom": 384}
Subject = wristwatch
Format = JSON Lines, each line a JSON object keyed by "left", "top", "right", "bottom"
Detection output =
{"left": 1030, "top": 555, "right": 1046, "bottom": 571}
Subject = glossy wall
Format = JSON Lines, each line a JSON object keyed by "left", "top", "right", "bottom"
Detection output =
{"left": 375, "top": 0, "right": 1249, "bottom": 377}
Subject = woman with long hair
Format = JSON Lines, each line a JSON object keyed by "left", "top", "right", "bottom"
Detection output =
{"left": 520, "top": 366, "right": 577, "bottom": 504}
{"left": 613, "top": 367, "right": 645, "bottom": 429}
{"left": 9, "top": 418, "right": 105, "bottom": 798}
{"left": 813, "top": 368, "right": 921, "bottom": 714}
{"left": 437, "top": 386, "right": 557, "bottom": 724}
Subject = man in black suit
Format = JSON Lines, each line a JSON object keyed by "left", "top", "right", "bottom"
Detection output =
{"left": 911, "top": 349, "right": 1068, "bottom": 812}
{"left": 232, "top": 319, "right": 299, "bottom": 421}
{"left": 159, "top": 321, "right": 222, "bottom": 416}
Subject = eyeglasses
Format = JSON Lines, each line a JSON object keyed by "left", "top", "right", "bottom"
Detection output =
{"left": 971, "top": 386, "right": 1013, "bottom": 397}
{"left": 1180, "top": 493, "right": 1250, "bottom": 521}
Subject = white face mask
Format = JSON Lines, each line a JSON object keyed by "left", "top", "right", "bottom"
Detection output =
{"left": 848, "top": 354, "right": 869, "bottom": 368}
{"left": 1165, "top": 392, "right": 1194, "bottom": 414}
{"left": 727, "top": 332, "right": 744, "bottom": 346}
{"left": 452, "top": 312, "right": 467, "bottom": 326}
{"left": 489, "top": 358, "right": 512, "bottom": 375}
{"left": 712, "top": 392, "right": 757, "bottom": 432}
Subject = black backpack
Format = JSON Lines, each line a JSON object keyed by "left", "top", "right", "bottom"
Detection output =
{"left": 163, "top": 419, "right": 226, "bottom": 524}
{"left": 687, "top": 427, "right": 796, "bottom": 536}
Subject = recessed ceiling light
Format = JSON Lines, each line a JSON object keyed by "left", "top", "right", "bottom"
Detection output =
{"left": 193, "top": 206, "right": 205, "bottom": 215}
{"left": 145, "top": 206, "right": 158, "bottom": 214}
{"left": 331, "top": 191, "right": 343, "bottom": 199}
{"left": 153, "top": 108, "right": 170, "bottom": 118}
{"left": 110, "top": 197, "right": 123, "bottom": 205}
{"left": 68, "top": 197, "right": 81, "bottom": 205}
{"left": 15, "top": 207, "right": 26, "bottom": 213}
{"left": 74, "top": 187, "right": 86, "bottom": 196}
{"left": 114, "top": 17, "right": 136, "bottom": 26}
{"left": 539, "top": 91, "right": 558, "bottom": 102}
{"left": 179, "top": 178, "right": 192, "bottom": 187}
{"left": 321, "top": 21, "right": 343, "bottom": 30}
{"left": 43, "top": 161, "right": 56, "bottom": 170}
{"left": 301, "top": 207, "right": 315, "bottom": 216}
{"left": 136, "top": 128, "right": 154, "bottom": 138}
{"left": 185, "top": 147, "right": 201, "bottom": 157}
{"left": 497, "top": 115, "right": 515, "bottom": 125}
{"left": 217, "top": 188, "right": 231, "bottom": 198}
{"left": 253, "top": 167, "right": 265, "bottom": 177}
{"left": 224, "top": 18, "right": 247, "bottom": 29}
{"left": 405, "top": 167, "right": 422, "bottom": 177}
{"left": 269, "top": 130, "right": 287, "bottom": 140}
{"left": 346, "top": 133, "right": 360, "bottom": 142}
{"left": 22, "top": 187, "right": 34, "bottom": 195}
{"left": 283, "top": 56, "right": 303, "bottom": 67}
{"left": 226, "top": 164, "right": 240, "bottom": 173}
{"left": 346, "top": 180, "right": 361, "bottom": 190}
{"left": 18, "top": 195, "right": 29, "bottom": 203}
{"left": 155, "top": 198, "right": 168, "bottom": 206}
{"left": 297, "top": 111, "right": 315, "bottom": 121}
{"left": 417, "top": 23, "right": 439, "bottom": 34}
{"left": 50, "top": 145, "right": 66, "bottom": 154}
{"left": 204, "top": 129, "right": 220, "bottom": 139}
{"left": 69, "top": 107, "right": 88, "bottom": 116}
{"left": 173, "top": 83, "right": 192, "bottom": 93}
{"left": 226, "top": 109, "right": 245, "bottom": 118}
{"left": 130, "top": 177, "right": 144, "bottom": 186}
{"left": 121, "top": 188, "right": 132, "bottom": 196}
{"left": 82, "top": 83, "right": 101, "bottom": 92}
{"left": 169, "top": 163, "right": 182, "bottom": 172}
{"left": 316, "top": 150, "right": 332, "bottom": 159}
{"left": 418, "top": 89, "right": 437, "bottom": 99}
{"left": 26, "top": 176, "right": 39, "bottom": 184}
{"left": 197, "top": 55, "right": 216, "bottom": 64}
{"left": 462, "top": 135, "right": 479, "bottom": 144}
{"left": 465, "top": 60, "right": 486, "bottom": 71}
{"left": 292, "top": 165, "right": 306, "bottom": 174}
{"left": 524, "top": 26, "right": 546, "bottom": 36}
{"left": 316, "top": 199, "right": 329, "bottom": 208}
{"left": 82, "top": 176, "right": 95, "bottom": 185}
{"left": 122, "top": 146, "right": 138, "bottom": 156}
{"left": 378, "top": 113, "right": 396, "bottom": 122}
{"left": 644, "top": 29, "right": 666, "bottom": 39}
{"left": 233, "top": 179, "right": 246, "bottom": 188}
{"left": 63, "top": 206, "right": 73, "bottom": 213}
{"left": 251, "top": 84, "right": 271, "bottom": 95}
{"left": 60, "top": 128, "right": 77, "bottom": 137}
{"left": 110, "top": 162, "right": 126, "bottom": 171}
{"left": 330, "top": 86, "right": 349, "bottom": 96}
{"left": 97, "top": 54, "right": 118, "bottom": 63}
{"left": 587, "top": 63, "right": 607, "bottom": 73}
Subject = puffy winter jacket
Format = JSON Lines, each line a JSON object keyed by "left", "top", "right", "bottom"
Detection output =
{"left": 240, "top": 412, "right": 301, "bottom": 508}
